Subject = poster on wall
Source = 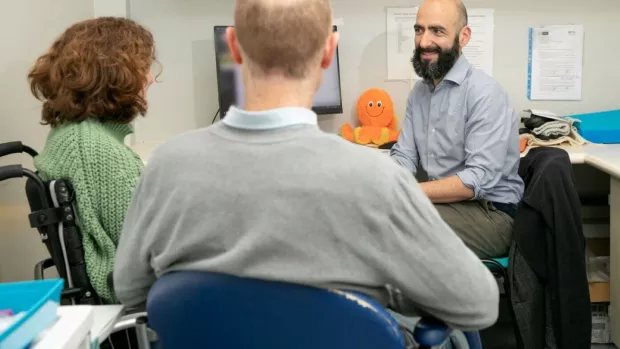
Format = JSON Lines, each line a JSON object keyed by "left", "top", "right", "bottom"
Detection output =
{"left": 527, "top": 24, "right": 584, "bottom": 101}
{"left": 386, "top": 7, "right": 495, "bottom": 81}
{"left": 463, "top": 9, "right": 494, "bottom": 77}
{"left": 386, "top": 7, "right": 418, "bottom": 81}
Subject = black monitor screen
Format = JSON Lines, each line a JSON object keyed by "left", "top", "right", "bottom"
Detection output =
{"left": 213, "top": 26, "right": 344, "bottom": 117}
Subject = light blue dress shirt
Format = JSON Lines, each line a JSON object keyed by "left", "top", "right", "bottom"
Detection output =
{"left": 222, "top": 106, "right": 318, "bottom": 130}
{"left": 390, "top": 56, "right": 524, "bottom": 204}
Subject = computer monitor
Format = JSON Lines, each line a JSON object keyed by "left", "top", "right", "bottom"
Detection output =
{"left": 213, "top": 25, "right": 344, "bottom": 118}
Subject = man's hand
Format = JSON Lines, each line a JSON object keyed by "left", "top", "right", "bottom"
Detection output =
{"left": 420, "top": 176, "right": 474, "bottom": 204}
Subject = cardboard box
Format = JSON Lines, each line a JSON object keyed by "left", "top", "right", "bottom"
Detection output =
{"left": 587, "top": 238, "right": 611, "bottom": 302}
{"left": 590, "top": 282, "right": 610, "bottom": 303}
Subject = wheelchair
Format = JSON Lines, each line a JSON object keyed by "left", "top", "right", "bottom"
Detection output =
{"left": 0, "top": 141, "right": 149, "bottom": 348}
{"left": 0, "top": 141, "right": 99, "bottom": 304}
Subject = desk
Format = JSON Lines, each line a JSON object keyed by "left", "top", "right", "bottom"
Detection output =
{"left": 31, "top": 305, "right": 124, "bottom": 349}
{"left": 521, "top": 144, "right": 620, "bottom": 173}
{"left": 580, "top": 145, "right": 620, "bottom": 344}
{"left": 90, "top": 305, "right": 125, "bottom": 347}
{"left": 539, "top": 144, "right": 620, "bottom": 344}
{"left": 31, "top": 306, "right": 92, "bottom": 349}
{"left": 131, "top": 141, "right": 620, "bottom": 343}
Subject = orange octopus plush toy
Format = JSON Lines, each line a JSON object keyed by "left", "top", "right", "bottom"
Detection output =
{"left": 340, "top": 88, "right": 400, "bottom": 147}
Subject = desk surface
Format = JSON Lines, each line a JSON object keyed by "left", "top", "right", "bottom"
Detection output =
{"left": 91, "top": 305, "right": 125, "bottom": 345}
{"left": 32, "top": 306, "right": 93, "bottom": 349}
{"left": 31, "top": 305, "right": 124, "bottom": 349}
{"left": 549, "top": 144, "right": 620, "bottom": 177}
{"left": 131, "top": 142, "right": 620, "bottom": 177}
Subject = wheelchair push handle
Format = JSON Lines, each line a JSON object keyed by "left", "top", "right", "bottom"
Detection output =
{"left": 0, "top": 141, "right": 38, "bottom": 158}
{"left": 0, "top": 142, "right": 25, "bottom": 157}
{"left": 0, "top": 164, "right": 24, "bottom": 182}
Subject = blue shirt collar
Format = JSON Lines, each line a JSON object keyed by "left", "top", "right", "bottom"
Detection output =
{"left": 443, "top": 55, "right": 471, "bottom": 85}
{"left": 222, "top": 106, "right": 318, "bottom": 131}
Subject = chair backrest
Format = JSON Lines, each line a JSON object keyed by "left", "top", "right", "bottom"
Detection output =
{"left": 25, "top": 178, "right": 67, "bottom": 280}
{"left": 25, "top": 177, "right": 98, "bottom": 305}
{"left": 147, "top": 271, "right": 406, "bottom": 349}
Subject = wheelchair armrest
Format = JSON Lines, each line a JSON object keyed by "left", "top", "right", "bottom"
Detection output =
{"left": 110, "top": 312, "right": 156, "bottom": 349}
{"left": 112, "top": 312, "right": 148, "bottom": 332}
{"left": 413, "top": 317, "right": 453, "bottom": 347}
{"left": 35, "top": 259, "right": 87, "bottom": 304}
{"left": 61, "top": 288, "right": 84, "bottom": 298}
{"left": 34, "top": 258, "right": 55, "bottom": 280}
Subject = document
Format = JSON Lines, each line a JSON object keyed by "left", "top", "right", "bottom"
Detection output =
{"left": 386, "top": 7, "right": 418, "bottom": 80}
{"left": 527, "top": 25, "right": 584, "bottom": 101}
{"left": 386, "top": 7, "right": 495, "bottom": 80}
{"left": 462, "top": 9, "right": 494, "bottom": 77}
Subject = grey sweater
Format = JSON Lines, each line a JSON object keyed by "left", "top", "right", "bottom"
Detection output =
{"left": 114, "top": 120, "right": 499, "bottom": 330}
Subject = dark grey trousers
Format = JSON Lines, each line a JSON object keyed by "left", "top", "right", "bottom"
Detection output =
{"left": 434, "top": 200, "right": 513, "bottom": 258}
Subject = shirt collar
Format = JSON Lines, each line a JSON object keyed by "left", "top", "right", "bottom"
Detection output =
{"left": 443, "top": 54, "right": 471, "bottom": 85}
{"left": 222, "top": 106, "right": 318, "bottom": 130}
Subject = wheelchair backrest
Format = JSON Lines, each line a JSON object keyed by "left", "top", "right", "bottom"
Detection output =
{"left": 25, "top": 177, "right": 97, "bottom": 304}
{"left": 146, "top": 271, "right": 406, "bottom": 349}
{"left": 0, "top": 141, "right": 97, "bottom": 304}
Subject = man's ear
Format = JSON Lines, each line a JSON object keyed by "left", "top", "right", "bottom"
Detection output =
{"left": 459, "top": 25, "right": 471, "bottom": 49}
{"left": 226, "top": 27, "right": 243, "bottom": 64}
{"left": 320, "top": 32, "right": 339, "bottom": 69}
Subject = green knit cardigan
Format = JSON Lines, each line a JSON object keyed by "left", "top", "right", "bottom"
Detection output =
{"left": 35, "top": 120, "right": 144, "bottom": 303}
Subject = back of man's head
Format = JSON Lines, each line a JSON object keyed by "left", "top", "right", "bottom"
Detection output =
{"left": 233, "top": 0, "right": 333, "bottom": 79}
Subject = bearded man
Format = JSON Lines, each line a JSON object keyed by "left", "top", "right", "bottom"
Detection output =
{"left": 390, "top": 0, "right": 524, "bottom": 259}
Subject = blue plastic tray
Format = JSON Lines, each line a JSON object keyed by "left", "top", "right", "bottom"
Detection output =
{"left": 0, "top": 279, "right": 63, "bottom": 349}
{"left": 572, "top": 109, "right": 620, "bottom": 144}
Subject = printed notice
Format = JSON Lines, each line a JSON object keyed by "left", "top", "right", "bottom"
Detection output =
{"left": 386, "top": 7, "right": 418, "bottom": 80}
{"left": 463, "top": 9, "right": 494, "bottom": 77}
{"left": 527, "top": 25, "right": 584, "bottom": 101}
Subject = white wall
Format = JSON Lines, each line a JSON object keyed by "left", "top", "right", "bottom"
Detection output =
{"left": 0, "top": 0, "right": 93, "bottom": 282}
{"left": 129, "top": 0, "right": 620, "bottom": 146}
{"left": 94, "top": 0, "right": 128, "bottom": 17}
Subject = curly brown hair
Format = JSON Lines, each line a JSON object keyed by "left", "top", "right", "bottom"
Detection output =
{"left": 28, "top": 17, "right": 157, "bottom": 127}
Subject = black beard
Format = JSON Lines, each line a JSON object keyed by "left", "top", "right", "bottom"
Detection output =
{"left": 411, "top": 36, "right": 460, "bottom": 83}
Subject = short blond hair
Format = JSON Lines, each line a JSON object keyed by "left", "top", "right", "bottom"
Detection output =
{"left": 234, "top": 0, "right": 332, "bottom": 79}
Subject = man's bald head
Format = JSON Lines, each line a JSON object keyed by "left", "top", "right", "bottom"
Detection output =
{"left": 233, "top": 0, "right": 333, "bottom": 79}
{"left": 456, "top": 0, "right": 468, "bottom": 31}
{"left": 412, "top": 0, "right": 471, "bottom": 83}
{"left": 419, "top": 0, "right": 468, "bottom": 32}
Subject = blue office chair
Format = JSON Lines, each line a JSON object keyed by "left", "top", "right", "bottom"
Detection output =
{"left": 146, "top": 271, "right": 482, "bottom": 349}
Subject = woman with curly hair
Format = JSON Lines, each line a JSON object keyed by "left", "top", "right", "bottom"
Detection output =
{"left": 28, "top": 17, "right": 157, "bottom": 303}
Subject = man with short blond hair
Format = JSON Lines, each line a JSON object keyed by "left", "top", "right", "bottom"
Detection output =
{"left": 115, "top": 0, "right": 499, "bottom": 342}
{"left": 234, "top": 0, "right": 332, "bottom": 78}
